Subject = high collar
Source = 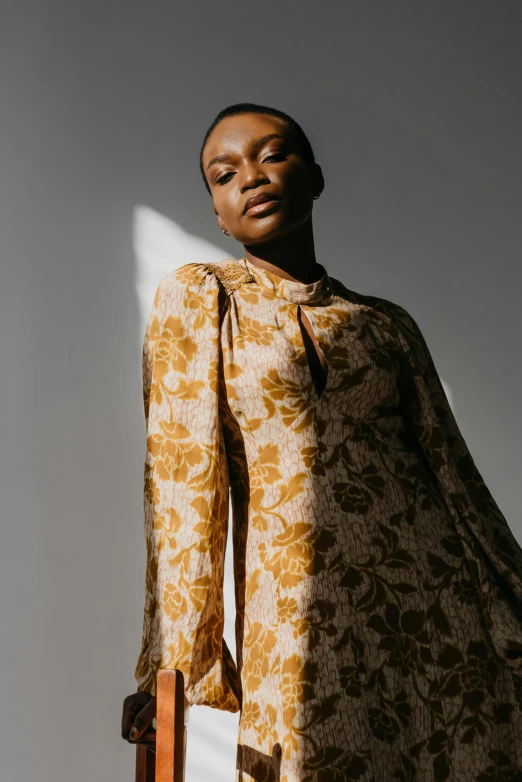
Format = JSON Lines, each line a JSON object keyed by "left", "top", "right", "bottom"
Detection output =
{"left": 240, "top": 257, "right": 333, "bottom": 306}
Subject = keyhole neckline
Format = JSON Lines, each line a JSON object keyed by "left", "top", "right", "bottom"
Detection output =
{"left": 297, "top": 305, "right": 329, "bottom": 401}
{"left": 240, "top": 257, "right": 334, "bottom": 306}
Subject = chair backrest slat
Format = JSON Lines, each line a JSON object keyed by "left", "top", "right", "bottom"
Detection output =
{"left": 135, "top": 669, "right": 186, "bottom": 782}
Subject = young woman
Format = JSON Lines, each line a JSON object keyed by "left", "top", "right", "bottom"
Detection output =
{"left": 122, "top": 103, "right": 522, "bottom": 781}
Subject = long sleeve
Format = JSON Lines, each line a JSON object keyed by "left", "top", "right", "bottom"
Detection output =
{"left": 134, "top": 263, "right": 242, "bottom": 710}
{"left": 372, "top": 296, "right": 522, "bottom": 677}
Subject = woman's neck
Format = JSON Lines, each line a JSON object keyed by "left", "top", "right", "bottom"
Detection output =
{"left": 242, "top": 218, "right": 323, "bottom": 284}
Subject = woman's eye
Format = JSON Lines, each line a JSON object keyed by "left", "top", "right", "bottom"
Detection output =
{"left": 216, "top": 153, "right": 285, "bottom": 185}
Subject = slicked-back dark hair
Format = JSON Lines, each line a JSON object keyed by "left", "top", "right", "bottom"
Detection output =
{"left": 199, "top": 102, "right": 315, "bottom": 195}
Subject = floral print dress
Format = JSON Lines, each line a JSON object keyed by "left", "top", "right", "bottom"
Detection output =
{"left": 134, "top": 256, "right": 522, "bottom": 782}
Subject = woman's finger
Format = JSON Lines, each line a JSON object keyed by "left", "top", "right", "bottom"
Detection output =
{"left": 121, "top": 691, "right": 153, "bottom": 739}
{"left": 129, "top": 695, "right": 157, "bottom": 739}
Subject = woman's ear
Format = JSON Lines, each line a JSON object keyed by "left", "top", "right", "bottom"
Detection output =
{"left": 310, "top": 162, "right": 325, "bottom": 199}
{"left": 213, "top": 205, "right": 226, "bottom": 232}
{"left": 216, "top": 213, "right": 228, "bottom": 234}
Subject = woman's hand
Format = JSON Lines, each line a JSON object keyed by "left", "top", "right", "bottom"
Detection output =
{"left": 121, "top": 690, "right": 157, "bottom": 749}
{"left": 121, "top": 689, "right": 191, "bottom": 749}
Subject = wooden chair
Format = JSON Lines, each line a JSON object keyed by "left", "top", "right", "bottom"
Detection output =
{"left": 134, "top": 669, "right": 187, "bottom": 782}
{"left": 132, "top": 670, "right": 282, "bottom": 781}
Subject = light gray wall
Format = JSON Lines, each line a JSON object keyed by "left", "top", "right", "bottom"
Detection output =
{"left": 1, "top": 2, "right": 521, "bottom": 780}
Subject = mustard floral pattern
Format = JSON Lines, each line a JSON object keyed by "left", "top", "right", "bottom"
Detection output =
{"left": 135, "top": 257, "right": 522, "bottom": 781}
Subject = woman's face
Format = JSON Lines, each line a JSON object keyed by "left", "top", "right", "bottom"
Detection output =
{"left": 202, "top": 113, "right": 323, "bottom": 246}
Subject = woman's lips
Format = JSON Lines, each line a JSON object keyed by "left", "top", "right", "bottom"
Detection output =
{"left": 245, "top": 199, "right": 281, "bottom": 216}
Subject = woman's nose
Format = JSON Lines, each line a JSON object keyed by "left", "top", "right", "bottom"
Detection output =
{"left": 240, "top": 166, "right": 269, "bottom": 191}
